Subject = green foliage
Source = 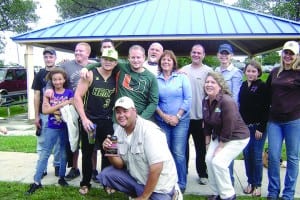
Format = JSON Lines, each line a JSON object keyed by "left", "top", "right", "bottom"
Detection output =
{"left": 0, "top": 0, "right": 38, "bottom": 53}
{"left": 177, "top": 56, "right": 191, "bottom": 68}
{"left": 0, "top": 0, "right": 38, "bottom": 33}
{"left": 56, "top": 0, "right": 136, "bottom": 20}
{"left": 204, "top": 56, "right": 220, "bottom": 69}
{"left": 210, "top": 0, "right": 300, "bottom": 21}
{"left": 177, "top": 55, "right": 220, "bottom": 69}
{"left": 233, "top": 0, "right": 272, "bottom": 14}
{"left": 262, "top": 52, "right": 280, "bottom": 65}
{"left": 272, "top": 0, "right": 300, "bottom": 21}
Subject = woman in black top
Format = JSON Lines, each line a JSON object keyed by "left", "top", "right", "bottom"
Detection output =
{"left": 239, "top": 60, "right": 269, "bottom": 197}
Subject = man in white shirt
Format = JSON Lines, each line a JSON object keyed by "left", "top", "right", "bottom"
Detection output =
{"left": 100, "top": 96, "right": 179, "bottom": 200}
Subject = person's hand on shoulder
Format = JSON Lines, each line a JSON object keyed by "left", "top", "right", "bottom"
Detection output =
{"left": 80, "top": 68, "right": 89, "bottom": 79}
{"left": 57, "top": 59, "right": 70, "bottom": 66}
{"left": 44, "top": 89, "right": 54, "bottom": 98}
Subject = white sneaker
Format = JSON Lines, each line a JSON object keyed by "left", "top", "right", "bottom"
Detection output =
{"left": 199, "top": 177, "right": 208, "bottom": 185}
{"left": 173, "top": 183, "right": 183, "bottom": 200}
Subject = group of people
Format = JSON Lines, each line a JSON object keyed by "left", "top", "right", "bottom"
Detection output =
{"left": 24, "top": 38, "right": 299, "bottom": 200}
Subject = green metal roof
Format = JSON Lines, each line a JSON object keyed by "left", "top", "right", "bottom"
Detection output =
{"left": 11, "top": 0, "right": 300, "bottom": 56}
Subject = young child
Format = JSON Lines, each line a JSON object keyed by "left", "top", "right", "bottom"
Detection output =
{"left": 238, "top": 60, "right": 269, "bottom": 197}
{"left": 26, "top": 68, "right": 74, "bottom": 195}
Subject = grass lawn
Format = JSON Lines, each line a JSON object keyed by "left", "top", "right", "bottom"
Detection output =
{"left": 0, "top": 135, "right": 36, "bottom": 152}
{"left": 0, "top": 136, "right": 282, "bottom": 199}
{"left": 0, "top": 135, "right": 287, "bottom": 161}
{"left": 0, "top": 181, "right": 265, "bottom": 200}
{"left": 0, "top": 104, "right": 27, "bottom": 118}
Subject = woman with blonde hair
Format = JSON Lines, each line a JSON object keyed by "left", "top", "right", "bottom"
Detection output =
{"left": 266, "top": 41, "right": 300, "bottom": 200}
{"left": 203, "top": 72, "right": 249, "bottom": 200}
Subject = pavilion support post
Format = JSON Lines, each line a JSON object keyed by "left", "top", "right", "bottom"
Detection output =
{"left": 24, "top": 45, "right": 35, "bottom": 120}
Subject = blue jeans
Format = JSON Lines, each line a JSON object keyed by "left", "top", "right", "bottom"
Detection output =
{"left": 243, "top": 125, "right": 267, "bottom": 187}
{"left": 98, "top": 166, "right": 174, "bottom": 200}
{"left": 158, "top": 117, "right": 189, "bottom": 191}
{"left": 267, "top": 119, "right": 300, "bottom": 200}
{"left": 34, "top": 127, "right": 68, "bottom": 183}
{"left": 36, "top": 114, "right": 60, "bottom": 169}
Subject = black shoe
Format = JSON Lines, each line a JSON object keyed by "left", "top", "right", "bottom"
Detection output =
{"left": 267, "top": 197, "right": 279, "bottom": 200}
{"left": 92, "top": 170, "right": 99, "bottom": 183}
{"left": 65, "top": 168, "right": 80, "bottom": 181}
{"left": 55, "top": 166, "right": 60, "bottom": 177}
{"left": 58, "top": 178, "right": 69, "bottom": 187}
{"left": 208, "top": 195, "right": 220, "bottom": 200}
{"left": 41, "top": 171, "right": 47, "bottom": 179}
{"left": 180, "top": 188, "right": 185, "bottom": 194}
{"left": 25, "top": 183, "right": 42, "bottom": 195}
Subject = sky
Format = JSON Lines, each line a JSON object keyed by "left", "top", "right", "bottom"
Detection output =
{"left": 1, "top": 0, "right": 73, "bottom": 66}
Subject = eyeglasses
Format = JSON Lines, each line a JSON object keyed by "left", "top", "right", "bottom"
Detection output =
{"left": 283, "top": 50, "right": 295, "bottom": 56}
{"left": 219, "top": 51, "right": 230, "bottom": 55}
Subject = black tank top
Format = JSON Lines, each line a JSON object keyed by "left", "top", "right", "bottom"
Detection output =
{"left": 84, "top": 68, "right": 116, "bottom": 120}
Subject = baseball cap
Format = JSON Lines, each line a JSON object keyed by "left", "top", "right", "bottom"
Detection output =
{"left": 218, "top": 44, "right": 233, "bottom": 54}
{"left": 43, "top": 47, "right": 56, "bottom": 55}
{"left": 102, "top": 49, "right": 118, "bottom": 61}
{"left": 114, "top": 96, "right": 135, "bottom": 109}
{"left": 282, "top": 41, "right": 299, "bottom": 55}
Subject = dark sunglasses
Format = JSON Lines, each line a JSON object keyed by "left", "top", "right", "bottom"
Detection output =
{"left": 283, "top": 50, "right": 295, "bottom": 56}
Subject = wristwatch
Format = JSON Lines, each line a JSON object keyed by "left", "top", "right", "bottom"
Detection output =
{"left": 176, "top": 113, "right": 182, "bottom": 120}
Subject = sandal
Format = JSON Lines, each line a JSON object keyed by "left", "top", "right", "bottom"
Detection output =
{"left": 252, "top": 187, "right": 261, "bottom": 197}
{"left": 243, "top": 184, "right": 254, "bottom": 194}
{"left": 105, "top": 186, "right": 116, "bottom": 194}
{"left": 79, "top": 186, "right": 89, "bottom": 195}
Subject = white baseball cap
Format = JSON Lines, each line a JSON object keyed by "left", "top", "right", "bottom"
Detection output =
{"left": 282, "top": 41, "right": 299, "bottom": 55}
{"left": 114, "top": 96, "right": 135, "bottom": 109}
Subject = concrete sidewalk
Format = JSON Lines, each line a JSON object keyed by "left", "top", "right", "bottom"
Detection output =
{"left": 0, "top": 115, "right": 299, "bottom": 198}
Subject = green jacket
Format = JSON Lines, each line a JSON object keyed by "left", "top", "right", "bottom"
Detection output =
{"left": 86, "top": 61, "right": 158, "bottom": 119}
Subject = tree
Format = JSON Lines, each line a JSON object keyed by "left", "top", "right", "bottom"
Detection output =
{"left": 56, "top": 0, "right": 136, "bottom": 20}
{"left": 0, "top": 0, "right": 38, "bottom": 53}
{"left": 272, "top": 0, "right": 300, "bottom": 21}
{"left": 210, "top": 0, "right": 300, "bottom": 21}
{"left": 262, "top": 51, "right": 280, "bottom": 65}
{"left": 232, "top": 0, "right": 272, "bottom": 14}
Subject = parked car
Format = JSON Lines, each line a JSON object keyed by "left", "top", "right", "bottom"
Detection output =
{"left": 0, "top": 67, "right": 27, "bottom": 97}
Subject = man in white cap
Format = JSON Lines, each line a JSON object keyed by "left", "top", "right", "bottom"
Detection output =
{"left": 74, "top": 49, "right": 118, "bottom": 195}
{"left": 99, "top": 96, "right": 180, "bottom": 200}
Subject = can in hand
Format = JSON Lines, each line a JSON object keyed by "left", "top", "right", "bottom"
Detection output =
{"left": 88, "top": 124, "right": 97, "bottom": 144}
{"left": 104, "top": 135, "right": 119, "bottom": 156}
